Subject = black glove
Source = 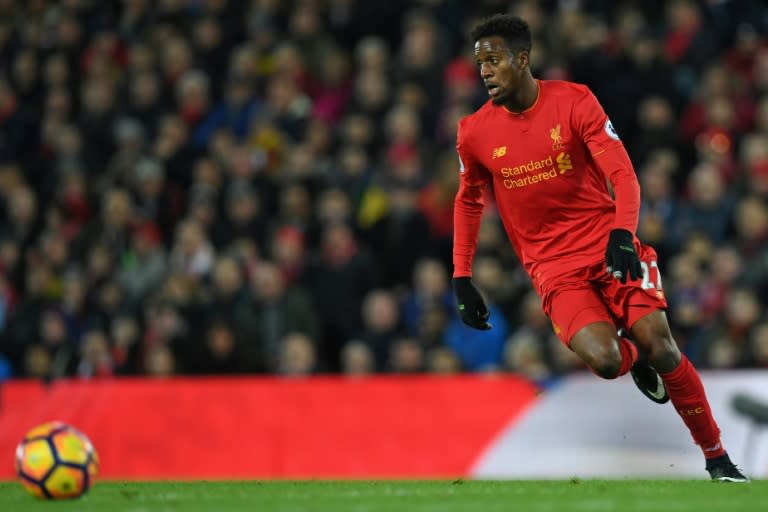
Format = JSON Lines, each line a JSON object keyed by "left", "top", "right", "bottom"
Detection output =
{"left": 605, "top": 228, "right": 642, "bottom": 284}
{"left": 453, "top": 277, "right": 492, "bottom": 330}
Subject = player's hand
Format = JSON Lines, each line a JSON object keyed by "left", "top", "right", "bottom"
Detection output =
{"left": 453, "top": 277, "right": 492, "bottom": 330}
{"left": 605, "top": 228, "right": 642, "bottom": 284}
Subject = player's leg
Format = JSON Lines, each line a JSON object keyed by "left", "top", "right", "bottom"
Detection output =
{"left": 616, "top": 243, "right": 749, "bottom": 481}
{"left": 566, "top": 321, "right": 666, "bottom": 400}
{"left": 544, "top": 281, "right": 639, "bottom": 380}
{"left": 630, "top": 310, "right": 749, "bottom": 482}
{"left": 568, "top": 321, "right": 637, "bottom": 379}
{"left": 600, "top": 242, "right": 671, "bottom": 403}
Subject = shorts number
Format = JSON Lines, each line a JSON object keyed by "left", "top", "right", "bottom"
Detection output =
{"left": 640, "top": 260, "right": 663, "bottom": 290}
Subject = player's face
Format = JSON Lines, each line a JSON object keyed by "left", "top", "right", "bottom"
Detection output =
{"left": 474, "top": 36, "right": 525, "bottom": 106}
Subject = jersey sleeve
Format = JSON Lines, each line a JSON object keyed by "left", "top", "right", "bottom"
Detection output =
{"left": 453, "top": 117, "right": 490, "bottom": 278}
{"left": 456, "top": 117, "right": 490, "bottom": 187}
{"left": 573, "top": 87, "right": 640, "bottom": 234}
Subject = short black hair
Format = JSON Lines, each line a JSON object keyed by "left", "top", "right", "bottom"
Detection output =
{"left": 470, "top": 14, "right": 532, "bottom": 54}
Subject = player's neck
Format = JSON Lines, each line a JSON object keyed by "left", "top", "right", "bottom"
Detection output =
{"left": 502, "top": 73, "right": 539, "bottom": 114}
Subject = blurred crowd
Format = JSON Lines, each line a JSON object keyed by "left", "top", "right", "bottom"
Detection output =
{"left": 0, "top": 0, "right": 767, "bottom": 383}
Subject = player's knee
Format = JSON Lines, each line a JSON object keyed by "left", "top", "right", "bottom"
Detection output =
{"left": 586, "top": 343, "right": 623, "bottom": 380}
{"left": 631, "top": 312, "right": 681, "bottom": 372}
{"left": 648, "top": 335, "right": 681, "bottom": 372}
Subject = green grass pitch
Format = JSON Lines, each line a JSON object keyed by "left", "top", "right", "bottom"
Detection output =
{"left": 1, "top": 480, "right": 766, "bottom": 512}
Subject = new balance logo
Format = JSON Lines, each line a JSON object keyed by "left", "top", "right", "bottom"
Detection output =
{"left": 492, "top": 146, "right": 507, "bottom": 159}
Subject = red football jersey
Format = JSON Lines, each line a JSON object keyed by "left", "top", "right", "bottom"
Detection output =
{"left": 454, "top": 80, "right": 641, "bottom": 292}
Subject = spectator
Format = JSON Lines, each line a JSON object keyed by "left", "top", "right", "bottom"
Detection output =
{"left": 119, "top": 222, "right": 168, "bottom": 307}
{"left": 176, "top": 69, "right": 212, "bottom": 135}
{"left": 58, "top": 271, "right": 91, "bottom": 344}
{"left": 700, "top": 246, "right": 744, "bottom": 323}
{"left": 111, "top": 315, "right": 142, "bottom": 375}
{"left": 631, "top": 97, "right": 680, "bottom": 167}
{"left": 79, "top": 78, "right": 118, "bottom": 171}
{"left": 191, "top": 17, "right": 229, "bottom": 93}
{"left": 357, "top": 288, "right": 403, "bottom": 371}
{"left": 666, "top": 251, "right": 706, "bottom": 347}
{"left": 197, "top": 321, "right": 249, "bottom": 375}
{"left": 693, "top": 287, "right": 762, "bottom": 368}
{"left": 205, "top": 256, "right": 260, "bottom": 364}
{"left": 304, "top": 223, "right": 375, "bottom": 366}
{"left": 671, "top": 162, "right": 734, "bottom": 249}
{"left": 733, "top": 196, "right": 768, "bottom": 260}
{"left": 472, "top": 255, "right": 528, "bottom": 325}
{"left": 23, "top": 345, "right": 52, "bottom": 380}
{"left": 361, "top": 179, "right": 431, "bottom": 288}
{"left": 276, "top": 332, "right": 317, "bottom": 377}
{"left": 214, "top": 182, "right": 268, "bottom": 249}
{"left": 746, "top": 321, "right": 768, "bottom": 367}
{"left": 738, "top": 133, "right": 768, "bottom": 200}
{"left": 126, "top": 71, "right": 164, "bottom": 139}
{"left": 417, "top": 152, "right": 459, "bottom": 250}
{"left": 102, "top": 118, "right": 145, "bottom": 191}
{"left": 195, "top": 74, "right": 261, "bottom": 147}
{"left": 662, "top": 0, "right": 717, "bottom": 94}
{"left": 77, "top": 329, "right": 114, "bottom": 379}
{"left": 503, "top": 330, "right": 553, "bottom": 383}
{"left": 35, "top": 308, "right": 77, "bottom": 379}
{"left": 251, "top": 260, "right": 317, "bottom": 371}
{"left": 414, "top": 303, "right": 449, "bottom": 349}
{"left": 145, "top": 343, "right": 176, "bottom": 378}
{"left": 0, "top": 77, "right": 37, "bottom": 165}
{"left": 270, "top": 224, "right": 306, "bottom": 285}
{"left": 141, "top": 299, "right": 188, "bottom": 371}
{"left": 309, "top": 47, "right": 352, "bottom": 124}
{"left": 161, "top": 37, "right": 194, "bottom": 89}
{"left": 75, "top": 188, "right": 134, "bottom": 261}
{"left": 3, "top": 184, "right": 41, "bottom": 251}
{"left": 154, "top": 114, "right": 198, "bottom": 193}
{"left": 401, "top": 258, "right": 453, "bottom": 335}
{"left": 388, "top": 336, "right": 425, "bottom": 374}
{"left": 729, "top": 194, "right": 768, "bottom": 303}
{"left": 637, "top": 152, "right": 679, "bottom": 260}
{"left": 426, "top": 346, "right": 462, "bottom": 375}
{"left": 169, "top": 219, "right": 215, "bottom": 281}
{"left": 340, "top": 340, "right": 375, "bottom": 377}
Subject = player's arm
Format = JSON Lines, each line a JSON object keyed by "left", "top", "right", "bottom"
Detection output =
{"left": 574, "top": 87, "right": 642, "bottom": 283}
{"left": 453, "top": 119, "right": 492, "bottom": 329}
{"left": 453, "top": 179, "right": 486, "bottom": 276}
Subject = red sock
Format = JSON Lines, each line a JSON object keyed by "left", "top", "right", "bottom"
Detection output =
{"left": 660, "top": 355, "right": 725, "bottom": 458}
{"left": 617, "top": 337, "right": 638, "bottom": 377}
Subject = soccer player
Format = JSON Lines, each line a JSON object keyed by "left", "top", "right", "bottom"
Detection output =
{"left": 453, "top": 14, "right": 748, "bottom": 482}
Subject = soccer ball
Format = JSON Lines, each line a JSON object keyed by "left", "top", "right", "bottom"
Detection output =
{"left": 15, "top": 421, "right": 99, "bottom": 499}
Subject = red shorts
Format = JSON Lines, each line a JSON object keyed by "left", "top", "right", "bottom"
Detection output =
{"left": 540, "top": 243, "right": 668, "bottom": 345}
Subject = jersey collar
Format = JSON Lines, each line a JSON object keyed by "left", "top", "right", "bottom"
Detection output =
{"left": 502, "top": 79, "right": 541, "bottom": 116}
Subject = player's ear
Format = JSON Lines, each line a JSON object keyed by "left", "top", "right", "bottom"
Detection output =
{"left": 518, "top": 51, "right": 529, "bottom": 70}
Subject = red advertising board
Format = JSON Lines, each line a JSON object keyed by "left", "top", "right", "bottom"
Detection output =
{"left": 0, "top": 376, "right": 538, "bottom": 479}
